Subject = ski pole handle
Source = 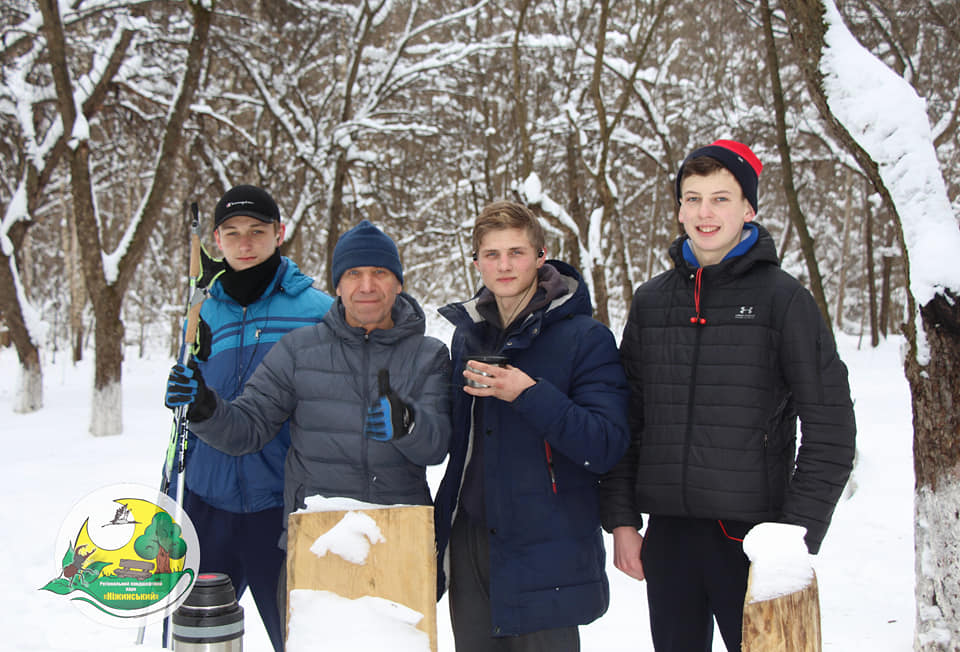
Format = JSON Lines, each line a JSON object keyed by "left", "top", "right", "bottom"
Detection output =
{"left": 184, "top": 202, "right": 203, "bottom": 350}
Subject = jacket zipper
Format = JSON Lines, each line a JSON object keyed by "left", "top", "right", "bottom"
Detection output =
{"left": 362, "top": 332, "right": 372, "bottom": 503}
{"left": 237, "top": 306, "right": 249, "bottom": 512}
{"left": 683, "top": 268, "right": 707, "bottom": 514}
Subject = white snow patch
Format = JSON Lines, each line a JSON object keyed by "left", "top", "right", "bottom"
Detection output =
{"left": 742, "top": 522, "right": 814, "bottom": 603}
{"left": 309, "top": 510, "right": 385, "bottom": 565}
{"left": 300, "top": 494, "right": 410, "bottom": 512}
{"left": 286, "top": 589, "right": 429, "bottom": 652}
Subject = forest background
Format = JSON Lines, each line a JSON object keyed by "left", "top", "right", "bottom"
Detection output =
{"left": 3, "top": 1, "right": 960, "bottom": 649}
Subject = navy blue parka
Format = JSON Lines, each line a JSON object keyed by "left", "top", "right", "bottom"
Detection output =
{"left": 434, "top": 260, "right": 630, "bottom": 637}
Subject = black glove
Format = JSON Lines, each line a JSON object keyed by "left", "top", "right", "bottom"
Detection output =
{"left": 364, "top": 369, "right": 414, "bottom": 441}
{"left": 165, "top": 359, "right": 217, "bottom": 422}
{"left": 190, "top": 317, "right": 212, "bottom": 362}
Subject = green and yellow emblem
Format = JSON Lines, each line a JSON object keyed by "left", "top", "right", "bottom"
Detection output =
{"left": 41, "top": 484, "right": 199, "bottom": 628}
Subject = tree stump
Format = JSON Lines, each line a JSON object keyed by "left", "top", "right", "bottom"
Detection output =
{"left": 741, "top": 567, "right": 821, "bottom": 651}
{"left": 286, "top": 505, "right": 436, "bottom": 651}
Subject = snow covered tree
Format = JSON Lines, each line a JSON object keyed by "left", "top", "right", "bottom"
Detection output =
{"left": 0, "top": 2, "right": 135, "bottom": 413}
{"left": 780, "top": 0, "right": 960, "bottom": 648}
{"left": 36, "top": 0, "right": 211, "bottom": 435}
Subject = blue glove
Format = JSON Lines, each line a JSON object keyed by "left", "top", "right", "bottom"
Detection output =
{"left": 364, "top": 369, "right": 414, "bottom": 441}
{"left": 165, "top": 360, "right": 216, "bottom": 421}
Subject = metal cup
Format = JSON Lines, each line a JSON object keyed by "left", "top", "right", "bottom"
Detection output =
{"left": 465, "top": 354, "right": 509, "bottom": 388}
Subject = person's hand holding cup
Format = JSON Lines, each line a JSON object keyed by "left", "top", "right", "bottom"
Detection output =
{"left": 465, "top": 354, "right": 509, "bottom": 388}
{"left": 463, "top": 354, "right": 535, "bottom": 402}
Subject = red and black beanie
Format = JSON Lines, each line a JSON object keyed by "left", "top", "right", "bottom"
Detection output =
{"left": 675, "top": 139, "right": 763, "bottom": 213}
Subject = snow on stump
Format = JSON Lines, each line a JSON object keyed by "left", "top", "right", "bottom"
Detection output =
{"left": 286, "top": 498, "right": 436, "bottom": 652}
{"left": 741, "top": 523, "right": 821, "bottom": 652}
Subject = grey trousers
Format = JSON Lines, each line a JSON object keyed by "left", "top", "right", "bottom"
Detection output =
{"left": 448, "top": 515, "right": 581, "bottom": 652}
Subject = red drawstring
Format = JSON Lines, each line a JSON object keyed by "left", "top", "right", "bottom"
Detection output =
{"left": 690, "top": 267, "right": 706, "bottom": 325}
{"left": 718, "top": 519, "right": 744, "bottom": 542}
{"left": 544, "top": 441, "right": 558, "bottom": 494}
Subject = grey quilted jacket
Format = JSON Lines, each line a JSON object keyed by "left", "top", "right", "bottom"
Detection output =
{"left": 191, "top": 292, "right": 452, "bottom": 546}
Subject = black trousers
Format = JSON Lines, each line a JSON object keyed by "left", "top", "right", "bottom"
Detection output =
{"left": 642, "top": 516, "right": 751, "bottom": 652}
{"left": 448, "top": 515, "right": 580, "bottom": 652}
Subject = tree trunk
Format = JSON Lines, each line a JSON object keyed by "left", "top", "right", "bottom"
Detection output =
{"left": 38, "top": 0, "right": 211, "bottom": 435}
{"left": 833, "top": 167, "right": 854, "bottom": 332}
{"left": 742, "top": 570, "right": 821, "bottom": 651}
{"left": 879, "top": 224, "right": 896, "bottom": 339}
{"left": 863, "top": 182, "right": 879, "bottom": 348}
{"left": 760, "top": 0, "right": 831, "bottom": 327}
{"left": 511, "top": 0, "right": 533, "bottom": 179}
{"left": 585, "top": 0, "right": 615, "bottom": 326}
{"left": 62, "top": 184, "right": 86, "bottom": 363}
{"left": 155, "top": 545, "right": 171, "bottom": 575}
{"left": 325, "top": 150, "right": 350, "bottom": 293}
{"left": 909, "top": 289, "right": 960, "bottom": 650}
{"left": 0, "top": 219, "right": 42, "bottom": 413}
{"left": 780, "top": 2, "right": 960, "bottom": 648}
{"left": 89, "top": 290, "right": 125, "bottom": 436}
{"left": 561, "top": 130, "right": 585, "bottom": 273}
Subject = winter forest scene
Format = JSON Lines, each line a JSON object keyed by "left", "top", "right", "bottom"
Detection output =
{"left": 1, "top": 0, "right": 959, "bottom": 651}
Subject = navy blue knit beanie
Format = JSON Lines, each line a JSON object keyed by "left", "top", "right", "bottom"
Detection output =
{"left": 675, "top": 139, "right": 763, "bottom": 213}
{"left": 331, "top": 220, "right": 403, "bottom": 288}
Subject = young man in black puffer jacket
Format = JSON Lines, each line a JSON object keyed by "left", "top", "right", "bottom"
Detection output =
{"left": 599, "top": 140, "right": 856, "bottom": 652}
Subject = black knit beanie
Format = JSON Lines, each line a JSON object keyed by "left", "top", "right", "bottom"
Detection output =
{"left": 675, "top": 139, "right": 763, "bottom": 213}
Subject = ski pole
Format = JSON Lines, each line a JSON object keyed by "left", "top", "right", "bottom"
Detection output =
{"left": 138, "top": 202, "right": 204, "bottom": 647}
{"left": 162, "top": 202, "right": 203, "bottom": 496}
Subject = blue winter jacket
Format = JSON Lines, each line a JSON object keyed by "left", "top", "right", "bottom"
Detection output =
{"left": 434, "top": 260, "right": 630, "bottom": 637}
{"left": 184, "top": 257, "right": 333, "bottom": 513}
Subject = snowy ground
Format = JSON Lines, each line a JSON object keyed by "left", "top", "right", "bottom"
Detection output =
{"left": 0, "top": 329, "right": 913, "bottom": 651}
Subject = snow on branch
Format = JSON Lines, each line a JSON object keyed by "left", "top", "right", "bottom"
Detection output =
{"left": 820, "top": 0, "right": 960, "bottom": 305}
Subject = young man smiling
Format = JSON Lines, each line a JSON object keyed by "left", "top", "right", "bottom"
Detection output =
{"left": 599, "top": 140, "right": 856, "bottom": 651}
{"left": 435, "top": 200, "right": 630, "bottom": 652}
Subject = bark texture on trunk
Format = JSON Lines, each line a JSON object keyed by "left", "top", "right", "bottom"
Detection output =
{"left": 910, "top": 291, "right": 960, "bottom": 649}
{"left": 779, "top": 2, "right": 960, "bottom": 648}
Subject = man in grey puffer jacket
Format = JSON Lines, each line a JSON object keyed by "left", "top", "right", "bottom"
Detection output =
{"left": 166, "top": 219, "right": 452, "bottom": 547}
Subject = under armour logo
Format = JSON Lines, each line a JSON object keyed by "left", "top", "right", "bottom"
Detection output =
{"left": 735, "top": 305, "right": 756, "bottom": 320}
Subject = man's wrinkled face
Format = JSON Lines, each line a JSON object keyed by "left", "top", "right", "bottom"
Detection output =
{"left": 336, "top": 266, "right": 402, "bottom": 332}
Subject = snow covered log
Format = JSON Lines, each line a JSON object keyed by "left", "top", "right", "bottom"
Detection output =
{"left": 742, "top": 568, "right": 821, "bottom": 652}
{"left": 286, "top": 504, "right": 436, "bottom": 652}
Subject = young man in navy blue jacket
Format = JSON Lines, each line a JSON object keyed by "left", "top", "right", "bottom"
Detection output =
{"left": 176, "top": 185, "right": 333, "bottom": 652}
{"left": 599, "top": 141, "right": 856, "bottom": 651}
{"left": 435, "top": 200, "right": 630, "bottom": 652}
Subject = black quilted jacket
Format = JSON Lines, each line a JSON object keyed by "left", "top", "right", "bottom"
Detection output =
{"left": 599, "top": 224, "right": 856, "bottom": 553}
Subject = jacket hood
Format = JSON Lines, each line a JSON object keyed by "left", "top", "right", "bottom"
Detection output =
{"left": 440, "top": 260, "right": 593, "bottom": 331}
{"left": 207, "top": 257, "right": 316, "bottom": 303}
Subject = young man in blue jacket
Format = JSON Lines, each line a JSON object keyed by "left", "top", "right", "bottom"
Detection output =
{"left": 177, "top": 184, "right": 333, "bottom": 652}
{"left": 599, "top": 140, "right": 856, "bottom": 651}
{"left": 435, "top": 200, "right": 631, "bottom": 652}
